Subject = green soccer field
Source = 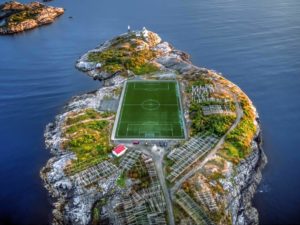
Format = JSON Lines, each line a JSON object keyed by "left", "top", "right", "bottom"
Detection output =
{"left": 113, "top": 80, "right": 186, "bottom": 140}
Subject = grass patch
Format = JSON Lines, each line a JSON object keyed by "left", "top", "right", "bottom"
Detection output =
{"left": 90, "top": 198, "right": 108, "bottom": 225}
{"left": 189, "top": 102, "right": 236, "bottom": 137}
{"left": 207, "top": 171, "right": 225, "bottom": 181}
{"left": 65, "top": 109, "right": 98, "bottom": 125}
{"left": 131, "top": 62, "right": 159, "bottom": 75}
{"left": 9, "top": 11, "right": 34, "bottom": 23}
{"left": 187, "top": 79, "right": 236, "bottom": 137}
{"left": 87, "top": 37, "right": 159, "bottom": 75}
{"left": 62, "top": 109, "right": 113, "bottom": 174}
{"left": 7, "top": 7, "right": 41, "bottom": 24}
{"left": 116, "top": 172, "right": 126, "bottom": 188}
{"left": 173, "top": 203, "right": 190, "bottom": 224}
{"left": 219, "top": 96, "right": 257, "bottom": 164}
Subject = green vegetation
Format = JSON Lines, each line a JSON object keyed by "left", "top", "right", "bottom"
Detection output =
{"left": 182, "top": 181, "right": 194, "bottom": 196}
{"left": 220, "top": 142, "right": 240, "bottom": 162}
{"left": 186, "top": 74, "right": 258, "bottom": 165}
{"left": 91, "top": 207, "right": 100, "bottom": 225}
{"left": 209, "top": 203, "right": 231, "bottom": 224}
{"left": 219, "top": 96, "right": 257, "bottom": 164}
{"left": 116, "top": 172, "right": 126, "bottom": 188}
{"left": 87, "top": 37, "right": 159, "bottom": 75}
{"left": 191, "top": 79, "right": 213, "bottom": 86}
{"left": 187, "top": 77, "right": 257, "bottom": 163}
{"left": 187, "top": 79, "right": 236, "bottom": 137}
{"left": 114, "top": 81, "right": 185, "bottom": 139}
{"left": 131, "top": 62, "right": 159, "bottom": 75}
{"left": 7, "top": 8, "right": 40, "bottom": 24}
{"left": 66, "top": 109, "right": 106, "bottom": 125}
{"left": 185, "top": 78, "right": 213, "bottom": 93}
{"left": 164, "top": 157, "right": 175, "bottom": 168}
{"left": 189, "top": 102, "right": 235, "bottom": 137}
{"left": 164, "top": 157, "right": 176, "bottom": 181}
{"left": 207, "top": 171, "right": 225, "bottom": 181}
{"left": 127, "top": 157, "right": 151, "bottom": 191}
{"left": 90, "top": 198, "right": 107, "bottom": 225}
{"left": 62, "top": 109, "right": 113, "bottom": 174}
{"left": 173, "top": 203, "right": 190, "bottom": 224}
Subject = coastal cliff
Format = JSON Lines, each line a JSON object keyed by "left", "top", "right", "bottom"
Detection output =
{"left": 41, "top": 29, "right": 266, "bottom": 225}
{"left": 0, "top": 1, "right": 64, "bottom": 35}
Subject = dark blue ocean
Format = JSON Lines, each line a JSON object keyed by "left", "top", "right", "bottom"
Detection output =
{"left": 0, "top": 0, "right": 299, "bottom": 224}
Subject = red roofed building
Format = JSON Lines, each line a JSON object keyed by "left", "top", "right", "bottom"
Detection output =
{"left": 112, "top": 144, "right": 127, "bottom": 157}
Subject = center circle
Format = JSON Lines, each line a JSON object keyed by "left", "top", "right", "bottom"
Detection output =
{"left": 141, "top": 99, "right": 160, "bottom": 111}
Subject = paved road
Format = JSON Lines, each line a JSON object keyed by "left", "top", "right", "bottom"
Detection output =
{"left": 171, "top": 98, "right": 243, "bottom": 194}
{"left": 148, "top": 147, "right": 175, "bottom": 225}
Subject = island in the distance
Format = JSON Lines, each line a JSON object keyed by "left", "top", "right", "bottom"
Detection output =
{"left": 41, "top": 28, "right": 267, "bottom": 225}
{"left": 0, "top": 1, "right": 64, "bottom": 35}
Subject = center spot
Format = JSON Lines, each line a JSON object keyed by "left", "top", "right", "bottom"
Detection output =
{"left": 141, "top": 99, "right": 160, "bottom": 111}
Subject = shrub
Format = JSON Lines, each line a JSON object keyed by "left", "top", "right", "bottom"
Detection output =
{"left": 8, "top": 9, "right": 39, "bottom": 23}
{"left": 220, "top": 97, "right": 257, "bottom": 163}
{"left": 62, "top": 109, "right": 113, "bottom": 173}
{"left": 189, "top": 102, "right": 235, "bottom": 137}
{"left": 87, "top": 38, "right": 159, "bottom": 75}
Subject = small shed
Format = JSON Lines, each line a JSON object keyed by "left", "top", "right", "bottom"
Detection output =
{"left": 112, "top": 144, "right": 127, "bottom": 157}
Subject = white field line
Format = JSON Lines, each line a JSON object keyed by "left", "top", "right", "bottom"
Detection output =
{"left": 111, "top": 81, "right": 127, "bottom": 140}
{"left": 123, "top": 103, "right": 178, "bottom": 106}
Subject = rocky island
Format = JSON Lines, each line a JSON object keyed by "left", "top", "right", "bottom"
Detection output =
{"left": 0, "top": 1, "right": 64, "bottom": 35}
{"left": 41, "top": 28, "right": 267, "bottom": 225}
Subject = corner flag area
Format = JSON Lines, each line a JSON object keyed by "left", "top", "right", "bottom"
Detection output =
{"left": 112, "top": 80, "right": 186, "bottom": 140}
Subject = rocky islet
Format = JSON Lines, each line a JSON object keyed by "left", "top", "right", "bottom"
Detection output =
{"left": 0, "top": 1, "right": 64, "bottom": 35}
{"left": 40, "top": 29, "right": 267, "bottom": 225}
